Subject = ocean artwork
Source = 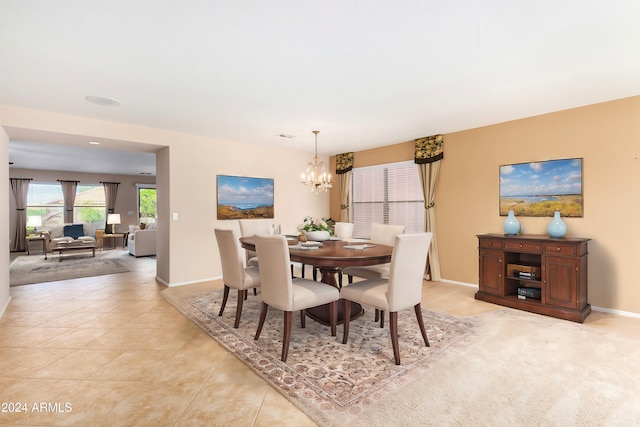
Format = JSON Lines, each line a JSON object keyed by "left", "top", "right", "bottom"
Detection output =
{"left": 499, "top": 158, "right": 583, "bottom": 217}
{"left": 217, "top": 175, "right": 274, "bottom": 219}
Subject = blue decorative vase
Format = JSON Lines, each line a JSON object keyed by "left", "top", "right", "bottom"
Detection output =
{"left": 503, "top": 210, "right": 520, "bottom": 235}
{"left": 547, "top": 211, "right": 567, "bottom": 238}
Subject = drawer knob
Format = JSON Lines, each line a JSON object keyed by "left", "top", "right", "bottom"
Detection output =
{"left": 519, "top": 243, "right": 523, "bottom": 248}
{"left": 557, "top": 247, "right": 561, "bottom": 252}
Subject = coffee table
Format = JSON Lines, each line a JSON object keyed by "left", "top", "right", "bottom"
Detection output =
{"left": 55, "top": 242, "right": 97, "bottom": 262}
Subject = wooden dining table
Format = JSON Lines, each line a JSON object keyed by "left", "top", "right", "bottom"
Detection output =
{"left": 239, "top": 236, "right": 393, "bottom": 325}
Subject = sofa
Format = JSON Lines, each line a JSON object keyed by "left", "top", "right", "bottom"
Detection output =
{"left": 128, "top": 224, "right": 156, "bottom": 257}
{"left": 41, "top": 223, "right": 98, "bottom": 252}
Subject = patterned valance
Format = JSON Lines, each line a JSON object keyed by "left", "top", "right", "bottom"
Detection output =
{"left": 336, "top": 152, "right": 354, "bottom": 174}
{"left": 414, "top": 134, "right": 444, "bottom": 164}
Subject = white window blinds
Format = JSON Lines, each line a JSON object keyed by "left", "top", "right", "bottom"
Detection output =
{"left": 351, "top": 161, "right": 425, "bottom": 239}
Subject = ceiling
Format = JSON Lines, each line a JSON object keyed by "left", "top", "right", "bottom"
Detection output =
{"left": 2, "top": 1, "right": 640, "bottom": 175}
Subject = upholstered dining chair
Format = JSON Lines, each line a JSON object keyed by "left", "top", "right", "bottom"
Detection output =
{"left": 333, "top": 221, "right": 355, "bottom": 288}
{"left": 253, "top": 234, "right": 340, "bottom": 362}
{"left": 340, "top": 232, "right": 433, "bottom": 365}
{"left": 214, "top": 228, "right": 261, "bottom": 328}
{"left": 334, "top": 221, "right": 355, "bottom": 240}
{"left": 238, "top": 219, "right": 271, "bottom": 267}
{"left": 342, "top": 223, "right": 404, "bottom": 322}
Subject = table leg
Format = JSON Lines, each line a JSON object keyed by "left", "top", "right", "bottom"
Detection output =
{"left": 305, "top": 266, "right": 363, "bottom": 326}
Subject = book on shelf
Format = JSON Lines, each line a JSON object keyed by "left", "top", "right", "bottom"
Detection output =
{"left": 517, "top": 287, "right": 541, "bottom": 300}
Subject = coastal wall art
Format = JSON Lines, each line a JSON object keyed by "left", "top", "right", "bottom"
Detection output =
{"left": 499, "top": 158, "right": 583, "bottom": 217}
{"left": 217, "top": 175, "right": 274, "bottom": 219}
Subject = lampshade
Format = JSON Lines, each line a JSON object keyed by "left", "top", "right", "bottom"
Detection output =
{"left": 27, "top": 216, "right": 42, "bottom": 227}
{"left": 107, "top": 213, "right": 121, "bottom": 225}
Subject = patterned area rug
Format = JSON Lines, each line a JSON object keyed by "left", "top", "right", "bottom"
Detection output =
{"left": 9, "top": 250, "right": 131, "bottom": 286}
{"left": 163, "top": 288, "right": 476, "bottom": 426}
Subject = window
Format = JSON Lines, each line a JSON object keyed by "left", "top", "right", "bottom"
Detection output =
{"left": 74, "top": 185, "right": 106, "bottom": 227}
{"left": 351, "top": 161, "right": 424, "bottom": 238}
{"left": 137, "top": 185, "right": 157, "bottom": 224}
{"left": 26, "top": 183, "right": 106, "bottom": 228}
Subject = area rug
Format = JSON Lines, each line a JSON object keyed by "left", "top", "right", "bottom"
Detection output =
{"left": 10, "top": 250, "right": 131, "bottom": 286}
{"left": 162, "top": 288, "right": 476, "bottom": 426}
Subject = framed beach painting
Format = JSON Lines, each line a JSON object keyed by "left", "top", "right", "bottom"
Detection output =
{"left": 217, "top": 175, "right": 274, "bottom": 220}
{"left": 499, "top": 158, "right": 583, "bottom": 217}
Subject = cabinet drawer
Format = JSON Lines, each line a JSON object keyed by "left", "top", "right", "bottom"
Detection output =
{"left": 544, "top": 243, "right": 577, "bottom": 256}
{"left": 479, "top": 239, "right": 502, "bottom": 249}
{"left": 503, "top": 240, "right": 542, "bottom": 253}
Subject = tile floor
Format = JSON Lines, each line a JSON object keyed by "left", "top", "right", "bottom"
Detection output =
{"left": 2, "top": 251, "right": 637, "bottom": 426}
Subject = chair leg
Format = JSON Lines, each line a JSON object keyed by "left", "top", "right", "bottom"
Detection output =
{"left": 338, "top": 272, "right": 343, "bottom": 288}
{"left": 312, "top": 267, "right": 317, "bottom": 281}
{"left": 329, "top": 301, "right": 337, "bottom": 336}
{"left": 348, "top": 275, "right": 353, "bottom": 285}
{"left": 219, "top": 285, "right": 230, "bottom": 316}
{"left": 254, "top": 302, "right": 268, "bottom": 340}
{"left": 282, "top": 311, "right": 293, "bottom": 362}
{"left": 379, "top": 310, "right": 385, "bottom": 328}
{"left": 390, "top": 311, "right": 401, "bottom": 365}
{"left": 253, "top": 288, "right": 257, "bottom": 296}
{"left": 301, "top": 263, "right": 306, "bottom": 278}
{"left": 300, "top": 309, "right": 306, "bottom": 328}
{"left": 374, "top": 308, "right": 379, "bottom": 322}
{"left": 234, "top": 289, "right": 245, "bottom": 328}
{"left": 414, "top": 303, "right": 430, "bottom": 347}
{"left": 342, "top": 299, "right": 351, "bottom": 344}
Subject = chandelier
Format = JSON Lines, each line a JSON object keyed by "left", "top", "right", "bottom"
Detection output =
{"left": 301, "top": 130, "right": 332, "bottom": 194}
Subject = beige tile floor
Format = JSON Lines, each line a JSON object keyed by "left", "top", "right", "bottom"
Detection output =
{"left": 3, "top": 251, "right": 638, "bottom": 426}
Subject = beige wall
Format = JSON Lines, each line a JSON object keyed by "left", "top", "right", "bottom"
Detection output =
{"left": 2, "top": 105, "right": 330, "bottom": 292}
{"left": 330, "top": 95, "right": 640, "bottom": 315}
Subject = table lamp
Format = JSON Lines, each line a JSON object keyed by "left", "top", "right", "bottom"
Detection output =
{"left": 107, "top": 213, "right": 121, "bottom": 234}
{"left": 27, "top": 215, "right": 42, "bottom": 235}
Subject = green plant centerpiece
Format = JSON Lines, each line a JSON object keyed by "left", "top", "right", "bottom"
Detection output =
{"left": 298, "top": 217, "right": 334, "bottom": 241}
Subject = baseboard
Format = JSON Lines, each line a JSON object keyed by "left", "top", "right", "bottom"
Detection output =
{"left": 156, "top": 275, "right": 223, "bottom": 288}
{"left": 439, "top": 278, "right": 478, "bottom": 288}
{"left": 438, "top": 279, "right": 640, "bottom": 318}
{"left": 591, "top": 305, "right": 640, "bottom": 318}
{"left": 0, "top": 295, "right": 12, "bottom": 319}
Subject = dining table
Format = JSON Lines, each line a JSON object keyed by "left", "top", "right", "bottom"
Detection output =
{"left": 239, "top": 236, "right": 393, "bottom": 325}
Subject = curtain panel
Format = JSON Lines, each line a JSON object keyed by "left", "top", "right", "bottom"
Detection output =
{"left": 58, "top": 180, "right": 79, "bottom": 223}
{"left": 415, "top": 135, "right": 444, "bottom": 280}
{"left": 10, "top": 178, "right": 32, "bottom": 252}
{"left": 101, "top": 182, "right": 120, "bottom": 213}
{"left": 336, "top": 152, "right": 354, "bottom": 222}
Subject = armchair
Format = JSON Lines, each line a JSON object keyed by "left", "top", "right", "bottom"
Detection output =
{"left": 128, "top": 226, "right": 156, "bottom": 257}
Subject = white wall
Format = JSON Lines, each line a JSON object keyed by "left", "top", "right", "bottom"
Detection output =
{"left": 0, "top": 126, "right": 10, "bottom": 316}
{"left": 2, "top": 106, "right": 330, "bottom": 297}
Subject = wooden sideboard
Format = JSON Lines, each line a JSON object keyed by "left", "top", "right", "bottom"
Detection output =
{"left": 475, "top": 234, "right": 591, "bottom": 323}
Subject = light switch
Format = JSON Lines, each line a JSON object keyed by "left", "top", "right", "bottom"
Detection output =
{"left": 172, "top": 212, "right": 179, "bottom": 221}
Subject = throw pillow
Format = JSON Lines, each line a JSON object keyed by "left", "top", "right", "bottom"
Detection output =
{"left": 63, "top": 224, "right": 84, "bottom": 239}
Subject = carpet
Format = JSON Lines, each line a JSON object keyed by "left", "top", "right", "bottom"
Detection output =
{"left": 162, "top": 288, "right": 475, "bottom": 426}
{"left": 10, "top": 250, "right": 131, "bottom": 286}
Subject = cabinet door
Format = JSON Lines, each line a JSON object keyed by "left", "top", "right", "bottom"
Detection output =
{"left": 544, "top": 255, "right": 578, "bottom": 309}
{"left": 479, "top": 249, "right": 503, "bottom": 295}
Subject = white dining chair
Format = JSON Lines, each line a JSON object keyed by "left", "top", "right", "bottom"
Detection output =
{"left": 214, "top": 228, "right": 261, "bottom": 328}
{"left": 334, "top": 222, "right": 355, "bottom": 240}
{"left": 238, "top": 219, "right": 271, "bottom": 267}
{"left": 333, "top": 221, "right": 355, "bottom": 288}
{"left": 253, "top": 234, "right": 340, "bottom": 362}
{"left": 342, "top": 223, "right": 404, "bottom": 322}
{"left": 340, "top": 232, "right": 433, "bottom": 365}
